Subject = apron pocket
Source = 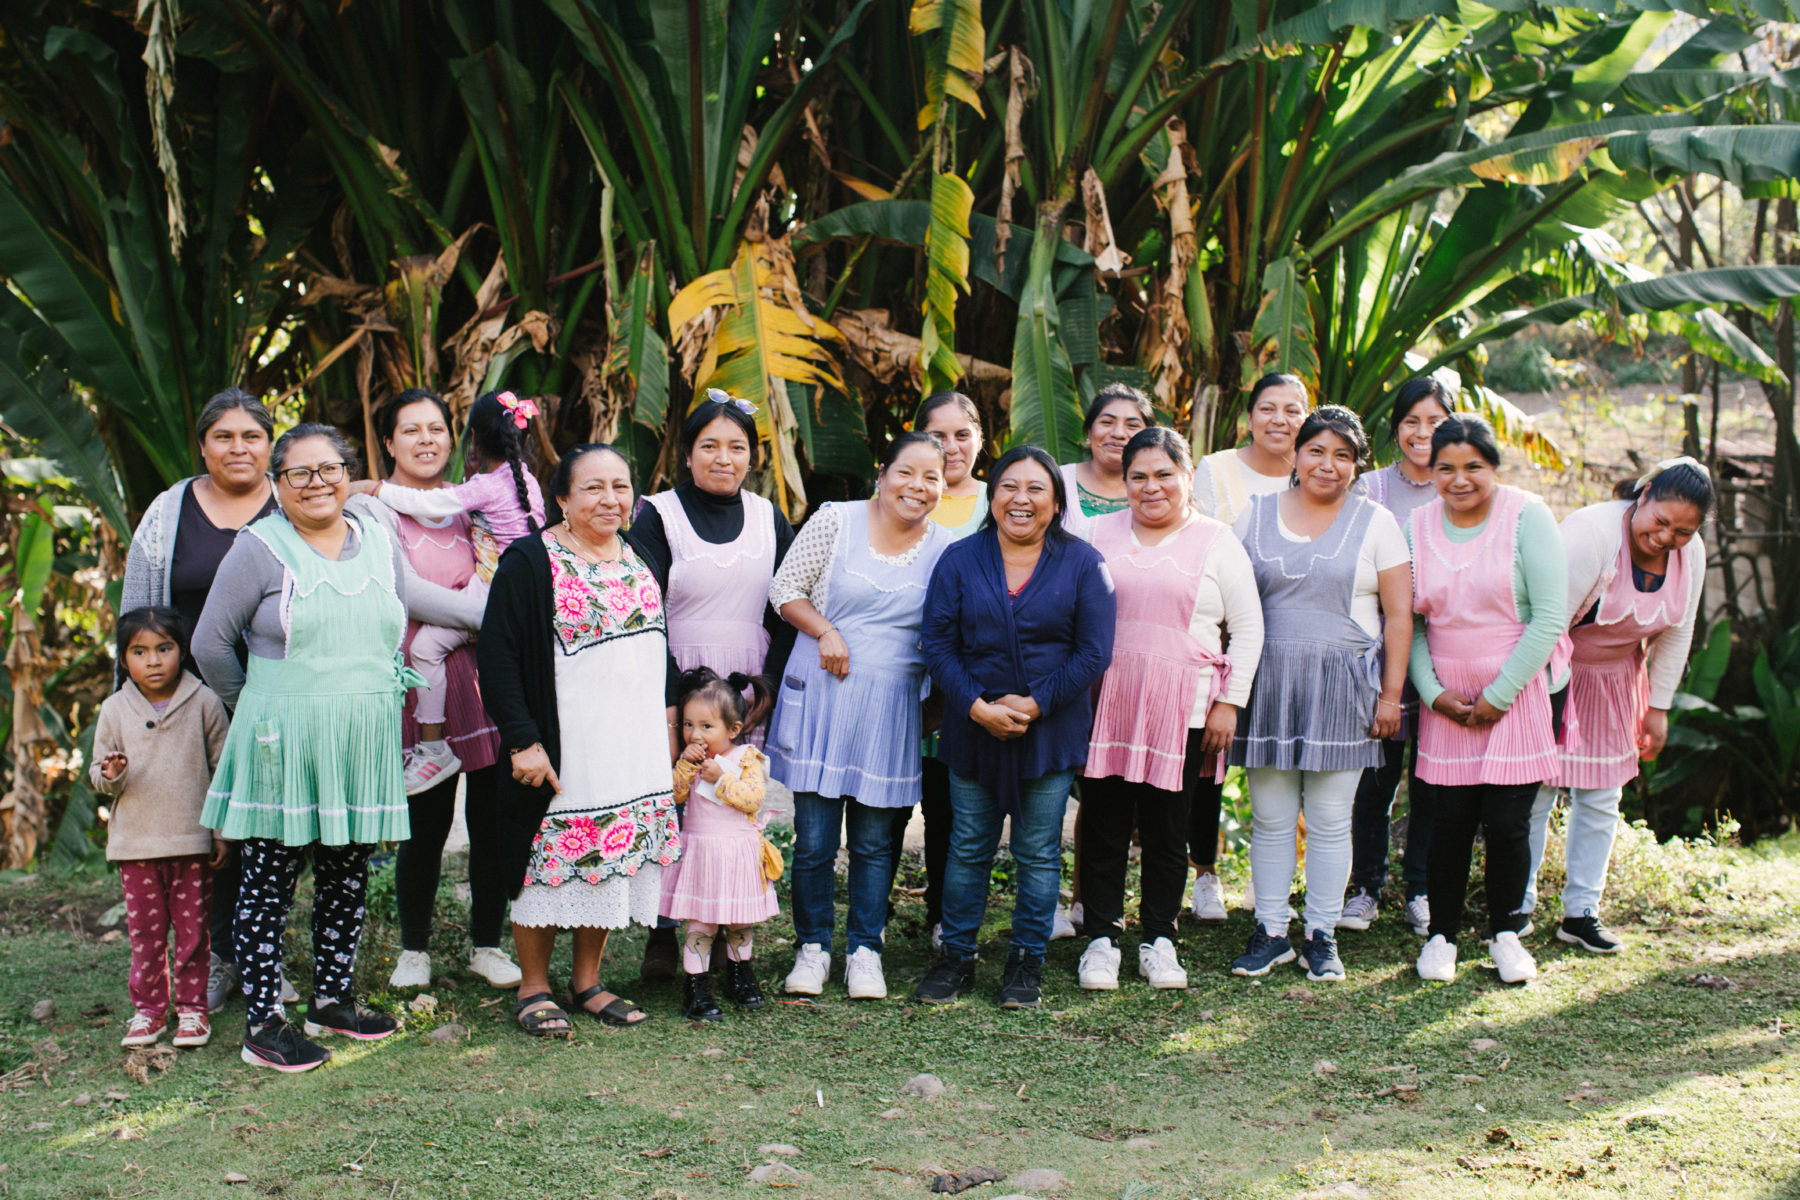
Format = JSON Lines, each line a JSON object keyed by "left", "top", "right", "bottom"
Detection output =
{"left": 770, "top": 674, "right": 806, "bottom": 754}
{"left": 253, "top": 721, "right": 283, "bottom": 794}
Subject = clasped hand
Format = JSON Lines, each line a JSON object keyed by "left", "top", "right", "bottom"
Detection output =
{"left": 1430, "top": 689, "right": 1504, "bottom": 728}
{"left": 971, "top": 694, "right": 1040, "bottom": 741}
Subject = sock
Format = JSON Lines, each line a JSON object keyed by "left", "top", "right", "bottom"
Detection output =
{"left": 725, "top": 926, "right": 754, "bottom": 962}
{"left": 682, "top": 923, "right": 717, "bottom": 974}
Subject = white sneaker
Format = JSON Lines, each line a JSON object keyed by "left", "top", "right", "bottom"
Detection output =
{"left": 1051, "top": 906, "right": 1078, "bottom": 941}
{"left": 844, "top": 947, "right": 887, "bottom": 999}
{"left": 783, "top": 943, "right": 830, "bottom": 995}
{"left": 279, "top": 971, "right": 300, "bottom": 1004}
{"left": 388, "top": 950, "right": 431, "bottom": 989}
{"left": 403, "top": 741, "right": 463, "bottom": 796}
{"left": 468, "top": 946, "right": 523, "bottom": 988}
{"left": 1489, "top": 931, "right": 1538, "bottom": 984}
{"left": 1416, "top": 934, "right": 1458, "bottom": 982}
{"left": 1077, "top": 937, "right": 1121, "bottom": 990}
{"left": 1338, "top": 891, "right": 1378, "bottom": 931}
{"left": 121, "top": 1012, "right": 165, "bottom": 1047}
{"left": 1138, "top": 937, "right": 1189, "bottom": 989}
{"left": 1189, "top": 871, "right": 1228, "bottom": 923}
{"left": 1404, "top": 896, "right": 1431, "bottom": 937}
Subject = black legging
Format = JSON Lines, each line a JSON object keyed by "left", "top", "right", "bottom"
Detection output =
{"left": 888, "top": 756, "right": 952, "bottom": 928}
{"left": 396, "top": 764, "right": 506, "bottom": 952}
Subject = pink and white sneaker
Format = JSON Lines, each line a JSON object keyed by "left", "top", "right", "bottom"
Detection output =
{"left": 403, "top": 742, "right": 462, "bottom": 796}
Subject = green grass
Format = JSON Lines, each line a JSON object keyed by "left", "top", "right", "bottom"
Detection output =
{"left": 1, "top": 832, "right": 1796, "bottom": 1200}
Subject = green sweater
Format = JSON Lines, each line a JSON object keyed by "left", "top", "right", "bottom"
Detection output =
{"left": 1406, "top": 499, "right": 1567, "bottom": 711}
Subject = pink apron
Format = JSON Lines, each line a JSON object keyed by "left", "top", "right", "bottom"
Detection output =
{"left": 1083, "top": 510, "right": 1231, "bottom": 790}
{"left": 645, "top": 490, "right": 775, "bottom": 676}
{"left": 1554, "top": 516, "right": 1686, "bottom": 789}
{"left": 1412, "top": 486, "right": 1559, "bottom": 787}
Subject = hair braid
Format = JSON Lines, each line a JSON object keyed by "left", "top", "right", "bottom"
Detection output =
{"left": 504, "top": 423, "right": 538, "bottom": 535}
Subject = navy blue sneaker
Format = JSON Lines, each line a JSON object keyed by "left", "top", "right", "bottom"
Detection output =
{"left": 1231, "top": 926, "right": 1295, "bottom": 977}
{"left": 1299, "top": 929, "right": 1346, "bottom": 982}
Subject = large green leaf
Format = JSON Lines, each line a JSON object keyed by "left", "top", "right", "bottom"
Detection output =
{"left": 1678, "top": 307, "right": 1784, "bottom": 384}
{"left": 607, "top": 243, "right": 671, "bottom": 430}
{"left": 920, "top": 173, "right": 974, "bottom": 394}
{"left": 1605, "top": 124, "right": 1800, "bottom": 187}
{"left": 0, "top": 313, "right": 128, "bottom": 536}
{"left": 1008, "top": 215, "right": 1083, "bottom": 463}
{"left": 1246, "top": 257, "right": 1320, "bottom": 388}
{"left": 911, "top": 0, "right": 986, "bottom": 128}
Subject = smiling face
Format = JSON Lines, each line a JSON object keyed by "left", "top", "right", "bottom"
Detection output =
{"left": 1087, "top": 400, "right": 1149, "bottom": 473}
{"left": 1247, "top": 384, "right": 1310, "bottom": 460}
{"left": 1125, "top": 447, "right": 1191, "bottom": 529}
{"left": 687, "top": 415, "right": 752, "bottom": 497}
{"left": 385, "top": 400, "right": 452, "bottom": 485}
{"left": 877, "top": 441, "right": 946, "bottom": 526}
{"left": 1629, "top": 496, "right": 1704, "bottom": 562}
{"left": 274, "top": 435, "right": 350, "bottom": 529}
{"left": 1396, "top": 398, "right": 1450, "bottom": 472}
{"left": 989, "top": 458, "right": 1058, "bottom": 546}
{"left": 1431, "top": 441, "right": 1498, "bottom": 516}
{"left": 199, "top": 408, "right": 272, "bottom": 492}
{"left": 559, "top": 449, "right": 634, "bottom": 545}
{"left": 923, "top": 405, "right": 981, "bottom": 487}
{"left": 1293, "top": 429, "right": 1359, "bottom": 501}
{"left": 124, "top": 628, "right": 181, "bottom": 699}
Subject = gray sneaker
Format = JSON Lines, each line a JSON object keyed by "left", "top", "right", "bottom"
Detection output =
{"left": 207, "top": 953, "right": 239, "bottom": 1015}
{"left": 1337, "top": 891, "right": 1378, "bottom": 931}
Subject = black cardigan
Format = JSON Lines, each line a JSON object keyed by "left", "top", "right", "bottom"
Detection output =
{"left": 476, "top": 534, "right": 562, "bottom": 900}
{"left": 476, "top": 530, "right": 683, "bottom": 899}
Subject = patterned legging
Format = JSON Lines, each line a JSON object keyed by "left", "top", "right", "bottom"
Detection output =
{"left": 234, "top": 839, "right": 373, "bottom": 1029}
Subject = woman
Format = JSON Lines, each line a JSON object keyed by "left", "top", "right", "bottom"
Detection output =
{"left": 1343, "top": 377, "right": 1455, "bottom": 936}
{"left": 122, "top": 389, "right": 278, "bottom": 1015}
{"left": 1229, "top": 406, "right": 1411, "bottom": 984}
{"left": 194, "top": 425, "right": 411, "bottom": 1072}
{"left": 769, "top": 432, "right": 952, "bottom": 1001}
{"left": 1059, "top": 385, "right": 1153, "bottom": 539}
{"left": 1521, "top": 457, "right": 1710, "bottom": 954}
{"left": 890, "top": 391, "right": 989, "bottom": 948}
{"left": 1193, "top": 373, "right": 1310, "bottom": 525}
{"left": 915, "top": 447, "right": 1116, "bottom": 1009}
{"left": 478, "top": 445, "right": 678, "bottom": 1037}
{"left": 632, "top": 390, "right": 796, "bottom": 978}
{"left": 1077, "top": 428, "right": 1263, "bottom": 991}
{"left": 368, "top": 389, "right": 520, "bottom": 992}
{"left": 1409, "top": 415, "right": 1567, "bottom": 986}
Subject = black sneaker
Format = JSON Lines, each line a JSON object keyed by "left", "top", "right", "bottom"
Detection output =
{"left": 303, "top": 999, "right": 398, "bottom": 1041}
{"left": 681, "top": 971, "right": 725, "bottom": 1022}
{"left": 241, "top": 1019, "right": 332, "bottom": 1073}
{"left": 1298, "top": 929, "right": 1346, "bottom": 982}
{"left": 997, "top": 952, "right": 1043, "bottom": 1010}
{"left": 1557, "top": 916, "right": 1623, "bottom": 954}
{"left": 1231, "top": 926, "right": 1296, "bottom": 977}
{"left": 913, "top": 953, "right": 976, "bottom": 1005}
{"left": 723, "top": 959, "right": 765, "bottom": 1010}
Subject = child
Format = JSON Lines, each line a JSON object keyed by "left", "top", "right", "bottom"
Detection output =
{"left": 659, "top": 668, "right": 778, "bottom": 1021}
{"left": 356, "top": 389, "right": 546, "bottom": 794}
{"left": 90, "top": 607, "right": 230, "bottom": 1048}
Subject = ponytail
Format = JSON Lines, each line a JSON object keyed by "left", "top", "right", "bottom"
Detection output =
{"left": 677, "top": 666, "right": 774, "bottom": 739}
{"left": 725, "top": 671, "right": 775, "bottom": 737}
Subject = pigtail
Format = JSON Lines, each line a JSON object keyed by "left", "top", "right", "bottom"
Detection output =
{"left": 505, "top": 429, "right": 538, "bottom": 535}
{"left": 475, "top": 389, "right": 543, "bottom": 534}
{"left": 726, "top": 671, "right": 775, "bottom": 737}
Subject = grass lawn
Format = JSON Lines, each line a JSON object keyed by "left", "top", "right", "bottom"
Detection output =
{"left": 1, "top": 829, "right": 1796, "bottom": 1200}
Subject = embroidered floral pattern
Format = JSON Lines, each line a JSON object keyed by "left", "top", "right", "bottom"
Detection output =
{"left": 544, "top": 533, "right": 665, "bottom": 655}
{"left": 524, "top": 794, "right": 680, "bottom": 888}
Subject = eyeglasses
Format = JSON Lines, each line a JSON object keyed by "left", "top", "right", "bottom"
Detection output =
{"left": 276, "top": 462, "right": 348, "bottom": 488}
{"left": 704, "top": 388, "right": 757, "bottom": 416}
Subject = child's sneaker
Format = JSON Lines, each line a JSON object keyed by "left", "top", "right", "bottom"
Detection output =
{"left": 172, "top": 1011, "right": 211, "bottom": 1047}
{"left": 121, "top": 1012, "right": 165, "bottom": 1047}
{"left": 207, "top": 952, "right": 239, "bottom": 1014}
{"left": 303, "top": 999, "right": 399, "bottom": 1041}
{"left": 403, "top": 741, "right": 462, "bottom": 796}
{"left": 242, "top": 1020, "right": 331, "bottom": 1072}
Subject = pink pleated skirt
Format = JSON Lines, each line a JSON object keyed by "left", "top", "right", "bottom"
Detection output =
{"left": 658, "top": 792, "right": 778, "bottom": 925}
{"left": 1417, "top": 650, "right": 1559, "bottom": 787}
{"left": 399, "top": 642, "right": 500, "bottom": 772}
{"left": 1554, "top": 652, "right": 1649, "bottom": 790}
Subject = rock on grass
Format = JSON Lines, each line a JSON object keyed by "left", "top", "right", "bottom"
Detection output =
{"left": 29, "top": 999, "right": 54, "bottom": 1023}
{"left": 901, "top": 1073, "right": 947, "bottom": 1099}
{"left": 748, "top": 1161, "right": 804, "bottom": 1184}
{"left": 1012, "top": 1168, "right": 1069, "bottom": 1193}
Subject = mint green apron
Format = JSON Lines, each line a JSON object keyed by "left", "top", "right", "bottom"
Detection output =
{"left": 203, "top": 512, "right": 420, "bottom": 846}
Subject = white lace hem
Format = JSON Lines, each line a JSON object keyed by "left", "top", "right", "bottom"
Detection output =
{"left": 510, "top": 865, "right": 665, "bottom": 929}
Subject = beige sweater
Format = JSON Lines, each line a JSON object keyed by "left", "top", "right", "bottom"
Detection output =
{"left": 90, "top": 673, "right": 229, "bottom": 861}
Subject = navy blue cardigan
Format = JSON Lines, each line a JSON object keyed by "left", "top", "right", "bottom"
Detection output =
{"left": 923, "top": 526, "right": 1116, "bottom": 817}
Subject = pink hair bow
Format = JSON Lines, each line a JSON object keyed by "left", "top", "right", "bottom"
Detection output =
{"left": 497, "top": 390, "right": 539, "bottom": 430}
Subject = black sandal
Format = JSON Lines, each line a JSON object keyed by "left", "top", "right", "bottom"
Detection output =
{"left": 567, "top": 982, "right": 649, "bottom": 1027}
{"left": 513, "top": 992, "right": 572, "bottom": 1038}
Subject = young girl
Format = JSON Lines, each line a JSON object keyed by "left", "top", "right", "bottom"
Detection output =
{"left": 357, "top": 389, "right": 545, "bottom": 793}
{"left": 659, "top": 668, "right": 777, "bottom": 1021}
{"left": 91, "top": 607, "right": 230, "bottom": 1048}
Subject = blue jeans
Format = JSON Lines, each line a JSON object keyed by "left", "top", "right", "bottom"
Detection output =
{"left": 790, "top": 792, "right": 901, "bottom": 955}
{"left": 939, "top": 770, "right": 1072, "bottom": 960}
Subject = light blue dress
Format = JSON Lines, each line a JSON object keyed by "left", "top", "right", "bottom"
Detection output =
{"left": 768, "top": 502, "right": 951, "bottom": 808}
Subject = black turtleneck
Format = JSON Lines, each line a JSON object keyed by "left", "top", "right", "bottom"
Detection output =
{"left": 626, "top": 481, "right": 797, "bottom": 683}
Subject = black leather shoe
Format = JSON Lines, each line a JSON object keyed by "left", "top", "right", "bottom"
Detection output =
{"left": 680, "top": 971, "right": 724, "bottom": 1022}
{"left": 723, "top": 958, "right": 765, "bottom": 1009}
{"left": 641, "top": 926, "right": 679, "bottom": 981}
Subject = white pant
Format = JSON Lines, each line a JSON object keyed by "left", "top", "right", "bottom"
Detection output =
{"left": 1247, "top": 767, "right": 1360, "bottom": 936}
{"left": 1522, "top": 784, "right": 1624, "bottom": 917}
